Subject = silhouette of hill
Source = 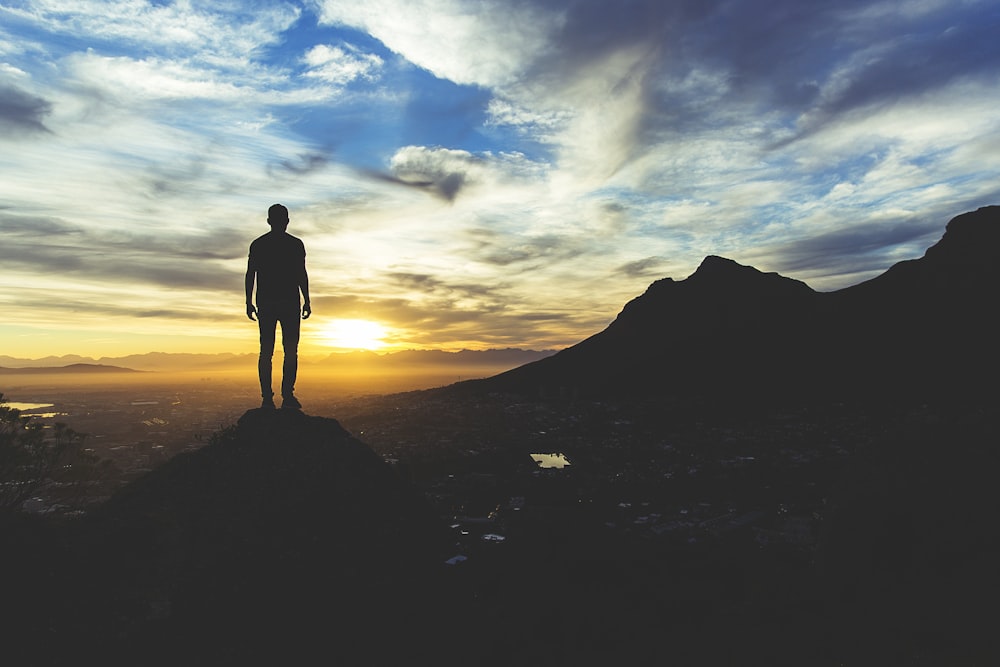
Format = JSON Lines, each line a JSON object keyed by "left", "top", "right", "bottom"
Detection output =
{"left": 0, "top": 353, "right": 95, "bottom": 367}
{"left": 0, "top": 362, "right": 141, "bottom": 374}
{"left": 0, "top": 348, "right": 554, "bottom": 373}
{"left": 470, "top": 206, "right": 1000, "bottom": 407}
{"left": 0, "top": 352, "right": 249, "bottom": 370}
{"left": 6, "top": 408, "right": 458, "bottom": 665}
{"left": 822, "top": 206, "right": 1000, "bottom": 395}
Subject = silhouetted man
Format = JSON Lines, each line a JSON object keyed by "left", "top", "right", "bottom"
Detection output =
{"left": 245, "top": 203, "right": 311, "bottom": 409}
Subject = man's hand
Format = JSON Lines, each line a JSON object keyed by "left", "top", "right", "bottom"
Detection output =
{"left": 246, "top": 304, "right": 257, "bottom": 321}
{"left": 302, "top": 302, "right": 311, "bottom": 320}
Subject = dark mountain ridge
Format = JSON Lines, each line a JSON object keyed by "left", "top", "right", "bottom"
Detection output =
{"left": 473, "top": 206, "right": 1000, "bottom": 405}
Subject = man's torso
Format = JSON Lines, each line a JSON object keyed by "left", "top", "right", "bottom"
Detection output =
{"left": 248, "top": 231, "right": 305, "bottom": 306}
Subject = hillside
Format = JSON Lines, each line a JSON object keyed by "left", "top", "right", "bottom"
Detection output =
{"left": 4, "top": 408, "right": 459, "bottom": 665}
{"left": 471, "top": 206, "right": 1000, "bottom": 406}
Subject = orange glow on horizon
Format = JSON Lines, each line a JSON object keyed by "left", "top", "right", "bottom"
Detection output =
{"left": 319, "top": 319, "right": 389, "bottom": 351}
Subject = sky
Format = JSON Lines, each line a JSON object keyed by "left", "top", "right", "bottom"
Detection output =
{"left": 2, "top": 0, "right": 999, "bottom": 358}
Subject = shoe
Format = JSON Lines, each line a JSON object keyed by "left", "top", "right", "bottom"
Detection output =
{"left": 281, "top": 394, "right": 302, "bottom": 410}
{"left": 261, "top": 395, "right": 276, "bottom": 409}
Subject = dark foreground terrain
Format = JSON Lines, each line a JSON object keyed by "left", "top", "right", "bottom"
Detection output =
{"left": 3, "top": 393, "right": 999, "bottom": 666}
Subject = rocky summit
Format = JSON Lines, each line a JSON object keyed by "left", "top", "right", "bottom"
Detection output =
{"left": 6, "top": 408, "right": 457, "bottom": 666}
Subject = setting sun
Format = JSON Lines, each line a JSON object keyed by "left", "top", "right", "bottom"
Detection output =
{"left": 320, "top": 319, "right": 388, "bottom": 351}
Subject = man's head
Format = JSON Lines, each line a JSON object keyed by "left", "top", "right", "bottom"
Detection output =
{"left": 267, "top": 203, "right": 289, "bottom": 231}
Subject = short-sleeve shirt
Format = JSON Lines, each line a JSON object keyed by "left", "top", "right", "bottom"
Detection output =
{"left": 248, "top": 231, "right": 306, "bottom": 306}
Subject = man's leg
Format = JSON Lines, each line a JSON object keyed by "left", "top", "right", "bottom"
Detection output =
{"left": 258, "top": 308, "right": 278, "bottom": 403}
{"left": 278, "top": 306, "right": 301, "bottom": 401}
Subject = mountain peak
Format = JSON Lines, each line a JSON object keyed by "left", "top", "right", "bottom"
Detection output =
{"left": 697, "top": 254, "right": 740, "bottom": 269}
{"left": 691, "top": 254, "right": 745, "bottom": 277}
{"left": 687, "top": 255, "right": 793, "bottom": 288}
{"left": 923, "top": 205, "right": 1000, "bottom": 264}
{"left": 682, "top": 255, "right": 814, "bottom": 300}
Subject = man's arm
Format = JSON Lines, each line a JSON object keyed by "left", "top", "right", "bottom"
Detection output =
{"left": 300, "top": 266, "right": 311, "bottom": 319}
{"left": 245, "top": 266, "right": 257, "bottom": 321}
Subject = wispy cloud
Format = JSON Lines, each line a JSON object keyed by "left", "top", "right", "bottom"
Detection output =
{"left": 618, "top": 256, "right": 668, "bottom": 279}
{"left": 381, "top": 146, "right": 547, "bottom": 201}
{"left": 302, "top": 43, "right": 383, "bottom": 85}
{"left": 4, "top": 1, "right": 300, "bottom": 59}
{"left": 0, "top": 83, "right": 52, "bottom": 134}
{"left": 0, "top": 217, "right": 246, "bottom": 292}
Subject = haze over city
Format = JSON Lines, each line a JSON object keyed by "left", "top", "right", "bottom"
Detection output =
{"left": 3, "top": 0, "right": 999, "bottom": 360}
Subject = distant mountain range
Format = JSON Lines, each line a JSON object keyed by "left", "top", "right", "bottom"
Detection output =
{"left": 469, "top": 205, "right": 1000, "bottom": 406}
{"left": 0, "top": 363, "right": 141, "bottom": 374}
{"left": 0, "top": 348, "right": 555, "bottom": 373}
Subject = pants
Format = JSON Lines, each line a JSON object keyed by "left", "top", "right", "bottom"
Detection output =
{"left": 257, "top": 302, "right": 301, "bottom": 398}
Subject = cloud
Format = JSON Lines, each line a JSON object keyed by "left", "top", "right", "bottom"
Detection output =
{"left": 485, "top": 97, "right": 571, "bottom": 133}
{"left": 302, "top": 44, "right": 383, "bottom": 85}
{"left": 386, "top": 271, "right": 506, "bottom": 306}
{"left": 737, "top": 212, "right": 948, "bottom": 290}
{"left": 10, "top": 5, "right": 363, "bottom": 114}
{"left": 309, "top": 282, "right": 594, "bottom": 351}
{"left": 66, "top": 54, "right": 246, "bottom": 102}
{"left": 377, "top": 0, "right": 999, "bottom": 194}
{"left": 5, "top": 1, "right": 300, "bottom": 61}
{"left": 62, "top": 52, "right": 326, "bottom": 107}
{"left": 0, "top": 216, "right": 249, "bottom": 294}
{"left": 268, "top": 152, "right": 331, "bottom": 177}
{"left": 0, "top": 211, "right": 80, "bottom": 236}
{"left": 469, "top": 230, "right": 587, "bottom": 268}
{"left": 0, "top": 245, "right": 232, "bottom": 291}
{"left": 0, "top": 83, "right": 52, "bottom": 134}
{"left": 617, "top": 256, "right": 668, "bottom": 278}
{"left": 312, "top": 0, "right": 564, "bottom": 87}
{"left": 383, "top": 145, "right": 547, "bottom": 201}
